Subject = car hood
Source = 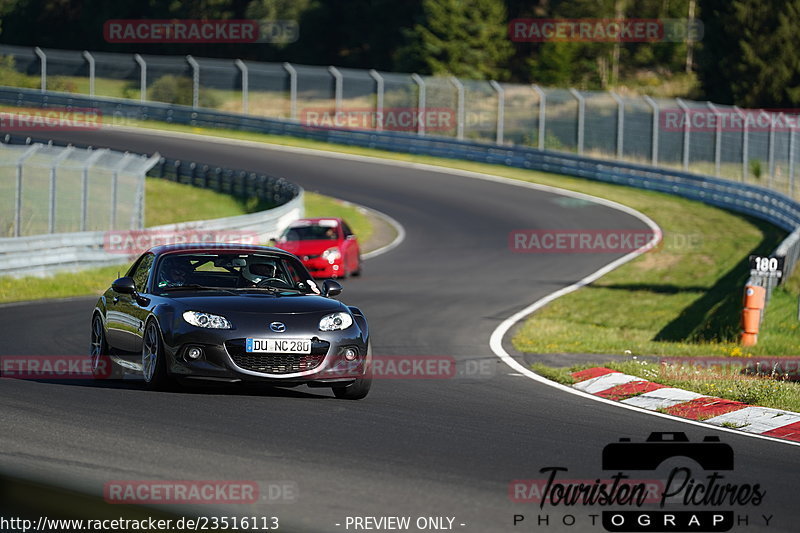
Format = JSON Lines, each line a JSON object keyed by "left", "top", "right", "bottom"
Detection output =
{"left": 167, "top": 292, "right": 344, "bottom": 314}
{"left": 278, "top": 240, "right": 341, "bottom": 256}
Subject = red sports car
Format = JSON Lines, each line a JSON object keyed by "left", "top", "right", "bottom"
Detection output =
{"left": 275, "top": 218, "right": 361, "bottom": 279}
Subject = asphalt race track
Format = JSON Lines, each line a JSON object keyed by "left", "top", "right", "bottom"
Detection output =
{"left": 1, "top": 128, "right": 798, "bottom": 532}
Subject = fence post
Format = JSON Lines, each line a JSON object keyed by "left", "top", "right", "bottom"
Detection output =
{"left": 49, "top": 146, "right": 74, "bottom": 233}
{"left": 707, "top": 102, "right": 722, "bottom": 177}
{"left": 734, "top": 106, "right": 748, "bottom": 181}
{"left": 328, "top": 66, "right": 343, "bottom": 115}
{"left": 81, "top": 149, "right": 108, "bottom": 232}
{"left": 790, "top": 119, "right": 796, "bottom": 198}
{"left": 767, "top": 110, "right": 776, "bottom": 188}
{"left": 676, "top": 98, "right": 691, "bottom": 170}
{"left": 609, "top": 90, "right": 624, "bottom": 159}
{"left": 133, "top": 54, "right": 147, "bottom": 103}
{"left": 411, "top": 74, "right": 426, "bottom": 136}
{"left": 14, "top": 145, "right": 40, "bottom": 237}
{"left": 283, "top": 62, "right": 297, "bottom": 120}
{"left": 449, "top": 76, "right": 465, "bottom": 140}
{"left": 531, "top": 84, "right": 546, "bottom": 150}
{"left": 368, "top": 69, "right": 384, "bottom": 131}
{"left": 110, "top": 153, "right": 133, "bottom": 230}
{"left": 186, "top": 55, "right": 200, "bottom": 110}
{"left": 489, "top": 80, "right": 504, "bottom": 145}
{"left": 644, "top": 95, "right": 659, "bottom": 166}
{"left": 569, "top": 88, "right": 585, "bottom": 155}
{"left": 234, "top": 59, "right": 249, "bottom": 115}
{"left": 34, "top": 47, "right": 46, "bottom": 93}
{"left": 82, "top": 51, "right": 95, "bottom": 98}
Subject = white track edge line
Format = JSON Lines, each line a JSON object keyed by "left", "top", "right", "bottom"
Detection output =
{"left": 119, "top": 124, "right": 800, "bottom": 448}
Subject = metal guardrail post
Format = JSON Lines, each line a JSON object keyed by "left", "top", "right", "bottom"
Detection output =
{"left": 570, "top": 88, "right": 585, "bottom": 155}
{"left": 80, "top": 149, "right": 108, "bottom": 232}
{"left": 609, "top": 90, "right": 624, "bottom": 159}
{"left": 186, "top": 55, "right": 200, "bottom": 110}
{"left": 133, "top": 54, "right": 147, "bottom": 103}
{"left": 676, "top": 98, "right": 691, "bottom": 170}
{"left": 49, "top": 146, "right": 74, "bottom": 233}
{"left": 33, "top": 47, "right": 46, "bottom": 93}
{"left": 489, "top": 80, "right": 504, "bottom": 145}
{"left": 14, "top": 144, "right": 41, "bottom": 237}
{"left": 368, "top": 69, "right": 384, "bottom": 131}
{"left": 643, "top": 95, "right": 659, "bottom": 166}
{"left": 328, "top": 66, "right": 343, "bottom": 115}
{"left": 707, "top": 102, "right": 722, "bottom": 177}
{"left": 235, "top": 59, "right": 249, "bottom": 114}
{"left": 283, "top": 62, "right": 297, "bottom": 120}
{"left": 82, "top": 51, "right": 95, "bottom": 97}
{"left": 411, "top": 74, "right": 426, "bottom": 136}
{"left": 733, "top": 106, "right": 748, "bottom": 181}
{"left": 531, "top": 84, "right": 546, "bottom": 150}
{"left": 449, "top": 76, "right": 465, "bottom": 140}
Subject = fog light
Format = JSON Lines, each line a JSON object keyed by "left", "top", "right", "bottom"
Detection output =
{"left": 187, "top": 346, "right": 203, "bottom": 360}
{"left": 343, "top": 348, "right": 358, "bottom": 361}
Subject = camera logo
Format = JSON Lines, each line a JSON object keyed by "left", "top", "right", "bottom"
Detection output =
{"left": 602, "top": 432, "right": 733, "bottom": 472}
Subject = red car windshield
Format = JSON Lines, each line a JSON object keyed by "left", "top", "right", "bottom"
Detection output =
{"left": 282, "top": 225, "right": 339, "bottom": 241}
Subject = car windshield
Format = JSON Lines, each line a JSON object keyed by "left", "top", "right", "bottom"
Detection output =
{"left": 154, "top": 252, "right": 318, "bottom": 293}
{"left": 282, "top": 224, "right": 338, "bottom": 241}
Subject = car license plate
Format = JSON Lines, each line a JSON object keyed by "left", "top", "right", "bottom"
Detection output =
{"left": 246, "top": 338, "right": 312, "bottom": 354}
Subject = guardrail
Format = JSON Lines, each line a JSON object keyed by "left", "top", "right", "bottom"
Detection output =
{"left": 0, "top": 132, "right": 303, "bottom": 276}
{"left": 1, "top": 86, "right": 798, "bottom": 342}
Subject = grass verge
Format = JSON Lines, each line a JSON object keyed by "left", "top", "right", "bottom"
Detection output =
{"left": 0, "top": 180, "right": 371, "bottom": 304}
{"left": 109, "top": 119, "right": 797, "bottom": 356}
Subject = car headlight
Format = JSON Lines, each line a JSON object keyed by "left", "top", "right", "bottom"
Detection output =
{"left": 319, "top": 311, "right": 353, "bottom": 331}
{"left": 182, "top": 311, "right": 232, "bottom": 329}
{"left": 322, "top": 247, "right": 341, "bottom": 262}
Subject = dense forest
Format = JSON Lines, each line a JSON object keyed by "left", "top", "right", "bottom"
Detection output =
{"left": 0, "top": 0, "right": 796, "bottom": 107}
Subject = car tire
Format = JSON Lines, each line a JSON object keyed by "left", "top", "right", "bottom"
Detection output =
{"left": 90, "top": 314, "right": 123, "bottom": 380}
{"left": 142, "top": 320, "right": 175, "bottom": 391}
{"left": 350, "top": 254, "right": 362, "bottom": 277}
{"left": 332, "top": 374, "right": 372, "bottom": 400}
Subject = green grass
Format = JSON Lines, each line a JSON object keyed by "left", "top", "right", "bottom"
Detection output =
{"left": 304, "top": 191, "right": 373, "bottom": 245}
{"left": 0, "top": 179, "right": 372, "bottom": 304}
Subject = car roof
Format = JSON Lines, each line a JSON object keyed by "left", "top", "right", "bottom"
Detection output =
{"left": 148, "top": 243, "right": 296, "bottom": 257}
{"left": 288, "top": 217, "right": 342, "bottom": 226}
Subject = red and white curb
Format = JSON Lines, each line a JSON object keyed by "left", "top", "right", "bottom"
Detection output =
{"left": 572, "top": 367, "right": 800, "bottom": 443}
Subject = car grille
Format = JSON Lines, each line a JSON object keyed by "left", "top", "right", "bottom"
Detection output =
{"left": 225, "top": 339, "right": 329, "bottom": 375}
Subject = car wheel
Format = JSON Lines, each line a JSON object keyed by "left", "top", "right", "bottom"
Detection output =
{"left": 90, "top": 314, "right": 122, "bottom": 380}
{"left": 142, "top": 320, "right": 174, "bottom": 391}
{"left": 332, "top": 374, "right": 372, "bottom": 400}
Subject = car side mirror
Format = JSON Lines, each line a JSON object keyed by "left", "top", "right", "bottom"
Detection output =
{"left": 112, "top": 276, "right": 137, "bottom": 294}
{"left": 322, "top": 279, "right": 343, "bottom": 298}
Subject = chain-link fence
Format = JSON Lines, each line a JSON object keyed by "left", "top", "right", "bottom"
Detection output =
{"left": 0, "top": 139, "right": 155, "bottom": 237}
{"left": 2, "top": 44, "right": 798, "bottom": 200}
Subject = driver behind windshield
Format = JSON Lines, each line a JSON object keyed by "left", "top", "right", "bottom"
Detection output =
{"left": 241, "top": 262, "right": 279, "bottom": 286}
{"left": 157, "top": 257, "right": 193, "bottom": 288}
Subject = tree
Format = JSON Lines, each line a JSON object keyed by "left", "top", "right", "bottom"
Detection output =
{"left": 394, "top": 0, "right": 513, "bottom": 80}
{"left": 697, "top": 0, "right": 800, "bottom": 107}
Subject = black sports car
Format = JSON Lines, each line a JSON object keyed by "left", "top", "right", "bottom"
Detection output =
{"left": 90, "top": 243, "right": 371, "bottom": 399}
